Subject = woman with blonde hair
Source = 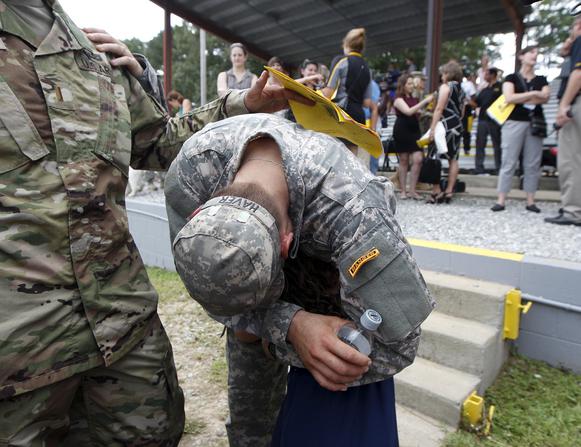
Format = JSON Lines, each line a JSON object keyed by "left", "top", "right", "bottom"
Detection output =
{"left": 217, "top": 42, "right": 258, "bottom": 97}
{"left": 427, "top": 60, "right": 465, "bottom": 203}
{"left": 322, "top": 28, "right": 378, "bottom": 153}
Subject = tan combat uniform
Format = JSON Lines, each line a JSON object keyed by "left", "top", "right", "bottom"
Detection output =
{"left": 0, "top": 1, "right": 247, "bottom": 444}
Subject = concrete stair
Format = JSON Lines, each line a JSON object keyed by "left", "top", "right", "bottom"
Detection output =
{"left": 395, "top": 270, "right": 510, "bottom": 445}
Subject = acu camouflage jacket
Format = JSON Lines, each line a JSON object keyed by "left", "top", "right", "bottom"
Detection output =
{"left": 165, "top": 114, "right": 435, "bottom": 385}
{"left": 0, "top": 0, "right": 247, "bottom": 398}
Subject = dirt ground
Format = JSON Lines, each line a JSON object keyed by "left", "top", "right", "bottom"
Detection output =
{"left": 151, "top": 268, "right": 230, "bottom": 447}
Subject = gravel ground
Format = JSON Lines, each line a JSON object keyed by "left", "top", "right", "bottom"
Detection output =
{"left": 133, "top": 190, "right": 581, "bottom": 264}
{"left": 395, "top": 194, "right": 581, "bottom": 263}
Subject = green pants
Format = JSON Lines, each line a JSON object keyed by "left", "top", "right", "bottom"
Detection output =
{"left": 0, "top": 315, "right": 184, "bottom": 447}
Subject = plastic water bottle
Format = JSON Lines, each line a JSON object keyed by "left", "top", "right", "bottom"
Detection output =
{"left": 337, "top": 309, "right": 382, "bottom": 356}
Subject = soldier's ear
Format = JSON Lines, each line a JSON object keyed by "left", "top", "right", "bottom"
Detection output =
{"left": 280, "top": 231, "right": 294, "bottom": 259}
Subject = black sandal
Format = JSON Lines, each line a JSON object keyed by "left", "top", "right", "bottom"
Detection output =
{"left": 426, "top": 193, "right": 439, "bottom": 204}
{"left": 444, "top": 192, "right": 453, "bottom": 204}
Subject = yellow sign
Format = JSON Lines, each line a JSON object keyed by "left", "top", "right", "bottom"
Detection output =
{"left": 348, "top": 248, "right": 380, "bottom": 278}
{"left": 265, "top": 66, "right": 383, "bottom": 157}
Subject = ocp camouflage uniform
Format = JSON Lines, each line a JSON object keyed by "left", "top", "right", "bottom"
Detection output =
{"left": 0, "top": 1, "right": 247, "bottom": 444}
{"left": 165, "top": 113, "right": 436, "bottom": 447}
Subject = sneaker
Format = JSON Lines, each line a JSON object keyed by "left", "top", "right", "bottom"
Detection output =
{"left": 544, "top": 213, "right": 581, "bottom": 226}
{"left": 525, "top": 204, "right": 541, "bottom": 213}
{"left": 491, "top": 203, "right": 505, "bottom": 212}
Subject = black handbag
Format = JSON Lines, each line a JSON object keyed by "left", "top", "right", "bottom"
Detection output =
{"left": 530, "top": 111, "right": 548, "bottom": 138}
{"left": 419, "top": 146, "right": 442, "bottom": 184}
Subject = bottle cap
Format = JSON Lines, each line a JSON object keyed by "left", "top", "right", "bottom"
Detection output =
{"left": 360, "top": 309, "right": 382, "bottom": 331}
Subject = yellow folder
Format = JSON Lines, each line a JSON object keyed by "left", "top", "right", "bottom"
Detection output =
{"left": 486, "top": 94, "right": 515, "bottom": 126}
{"left": 265, "top": 66, "right": 382, "bottom": 157}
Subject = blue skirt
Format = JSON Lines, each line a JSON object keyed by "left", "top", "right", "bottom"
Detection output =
{"left": 271, "top": 367, "right": 399, "bottom": 447}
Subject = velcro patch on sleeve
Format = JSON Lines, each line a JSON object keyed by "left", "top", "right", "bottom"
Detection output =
{"left": 348, "top": 248, "right": 380, "bottom": 278}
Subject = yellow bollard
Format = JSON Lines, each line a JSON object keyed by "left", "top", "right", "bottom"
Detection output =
{"left": 462, "top": 391, "right": 495, "bottom": 436}
{"left": 503, "top": 289, "right": 533, "bottom": 340}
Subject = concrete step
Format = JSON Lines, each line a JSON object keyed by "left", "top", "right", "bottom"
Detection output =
{"left": 395, "top": 357, "right": 481, "bottom": 427}
{"left": 419, "top": 312, "right": 507, "bottom": 390}
{"left": 422, "top": 270, "right": 508, "bottom": 327}
{"left": 461, "top": 186, "right": 561, "bottom": 202}
{"left": 396, "top": 405, "right": 454, "bottom": 447}
{"left": 460, "top": 174, "right": 559, "bottom": 191}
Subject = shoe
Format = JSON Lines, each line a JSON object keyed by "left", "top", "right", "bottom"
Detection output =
{"left": 399, "top": 193, "right": 408, "bottom": 200}
{"left": 426, "top": 193, "right": 439, "bottom": 204}
{"left": 408, "top": 193, "right": 423, "bottom": 201}
{"left": 544, "top": 213, "right": 581, "bottom": 226}
{"left": 526, "top": 204, "right": 541, "bottom": 213}
{"left": 443, "top": 192, "right": 453, "bottom": 204}
{"left": 491, "top": 203, "right": 505, "bottom": 212}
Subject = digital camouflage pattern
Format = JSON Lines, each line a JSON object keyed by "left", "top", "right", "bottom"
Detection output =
{"left": 173, "top": 195, "right": 284, "bottom": 317}
{"left": 0, "top": 0, "right": 247, "bottom": 399}
{"left": 166, "top": 113, "right": 435, "bottom": 385}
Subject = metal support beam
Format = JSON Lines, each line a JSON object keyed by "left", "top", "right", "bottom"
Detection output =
{"left": 425, "top": 0, "right": 444, "bottom": 92}
{"left": 163, "top": 8, "right": 173, "bottom": 95}
{"left": 501, "top": 0, "right": 526, "bottom": 72}
{"left": 200, "top": 28, "right": 207, "bottom": 106}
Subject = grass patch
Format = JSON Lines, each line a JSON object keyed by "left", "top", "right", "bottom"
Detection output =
{"left": 183, "top": 417, "right": 207, "bottom": 435}
{"left": 147, "top": 267, "right": 189, "bottom": 304}
{"left": 444, "top": 355, "right": 581, "bottom": 447}
{"left": 210, "top": 357, "right": 228, "bottom": 387}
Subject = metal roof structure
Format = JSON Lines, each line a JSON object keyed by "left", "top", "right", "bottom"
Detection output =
{"left": 150, "top": 0, "right": 529, "bottom": 67}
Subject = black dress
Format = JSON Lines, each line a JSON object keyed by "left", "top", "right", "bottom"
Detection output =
{"left": 393, "top": 96, "right": 421, "bottom": 153}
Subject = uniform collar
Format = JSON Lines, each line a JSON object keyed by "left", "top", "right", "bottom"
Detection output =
{"left": 348, "top": 51, "right": 363, "bottom": 58}
{"left": 0, "top": 0, "right": 93, "bottom": 54}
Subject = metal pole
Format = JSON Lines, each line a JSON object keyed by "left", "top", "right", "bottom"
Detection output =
{"left": 200, "top": 28, "right": 207, "bottom": 105}
{"left": 163, "top": 8, "right": 173, "bottom": 95}
{"left": 514, "top": 26, "right": 524, "bottom": 72}
{"left": 425, "top": 0, "right": 444, "bottom": 92}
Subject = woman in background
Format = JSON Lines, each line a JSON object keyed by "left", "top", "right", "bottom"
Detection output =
{"left": 296, "top": 59, "right": 324, "bottom": 89}
{"left": 492, "top": 46, "right": 549, "bottom": 213}
{"left": 322, "top": 28, "right": 377, "bottom": 156}
{"left": 166, "top": 90, "right": 192, "bottom": 117}
{"left": 217, "top": 43, "right": 257, "bottom": 97}
{"left": 392, "top": 74, "right": 433, "bottom": 200}
{"left": 427, "top": 61, "right": 465, "bottom": 204}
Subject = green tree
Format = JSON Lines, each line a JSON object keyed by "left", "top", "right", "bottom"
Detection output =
{"left": 525, "top": 0, "right": 576, "bottom": 67}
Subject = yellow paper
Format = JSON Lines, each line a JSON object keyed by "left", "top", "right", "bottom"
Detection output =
{"left": 265, "top": 67, "right": 382, "bottom": 157}
{"left": 486, "top": 94, "right": 515, "bottom": 126}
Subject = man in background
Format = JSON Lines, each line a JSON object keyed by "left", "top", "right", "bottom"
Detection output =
{"left": 474, "top": 68, "right": 503, "bottom": 174}
{"left": 546, "top": 4, "right": 581, "bottom": 226}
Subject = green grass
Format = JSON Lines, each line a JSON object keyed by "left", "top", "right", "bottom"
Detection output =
{"left": 183, "top": 417, "right": 207, "bottom": 435}
{"left": 210, "top": 357, "right": 228, "bottom": 387}
{"left": 444, "top": 355, "right": 581, "bottom": 447}
{"left": 147, "top": 266, "right": 189, "bottom": 304}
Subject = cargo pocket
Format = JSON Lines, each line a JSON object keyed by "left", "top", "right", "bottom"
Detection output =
{"left": 339, "top": 230, "right": 433, "bottom": 343}
{"left": 162, "top": 346, "right": 185, "bottom": 440}
{"left": 0, "top": 81, "right": 49, "bottom": 174}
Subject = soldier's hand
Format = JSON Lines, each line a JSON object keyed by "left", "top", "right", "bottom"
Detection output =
{"left": 83, "top": 28, "right": 144, "bottom": 78}
{"left": 244, "top": 71, "right": 314, "bottom": 113}
{"left": 287, "top": 310, "right": 371, "bottom": 392}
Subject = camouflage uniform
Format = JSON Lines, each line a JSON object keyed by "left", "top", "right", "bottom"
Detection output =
{"left": 0, "top": 1, "right": 247, "bottom": 444}
{"left": 165, "top": 113, "right": 436, "bottom": 447}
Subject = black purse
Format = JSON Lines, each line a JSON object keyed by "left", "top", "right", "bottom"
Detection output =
{"left": 419, "top": 145, "right": 442, "bottom": 184}
{"left": 530, "top": 110, "right": 547, "bottom": 138}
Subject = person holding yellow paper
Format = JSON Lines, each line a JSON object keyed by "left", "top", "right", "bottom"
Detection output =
{"left": 491, "top": 46, "right": 550, "bottom": 213}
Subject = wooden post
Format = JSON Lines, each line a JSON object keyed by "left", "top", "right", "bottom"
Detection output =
{"left": 426, "top": 0, "right": 444, "bottom": 92}
{"left": 163, "top": 8, "right": 172, "bottom": 95}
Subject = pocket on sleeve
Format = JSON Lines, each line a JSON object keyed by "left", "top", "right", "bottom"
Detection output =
{"left": 339, "top": 230, "right": 433, "bottom": 343}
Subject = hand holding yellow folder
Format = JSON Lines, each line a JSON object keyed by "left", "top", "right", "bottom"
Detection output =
{"left": 486, "top": 95, "right": 515, "bottom": 126}
{"left": 265, "top": 67, "right": 382, "bottom": 157}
